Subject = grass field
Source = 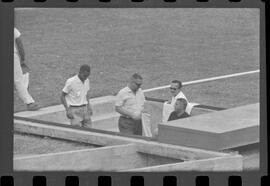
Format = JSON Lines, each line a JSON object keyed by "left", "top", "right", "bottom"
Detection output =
{"left": 14, "top": 8, "right": 259, "bottom": 112}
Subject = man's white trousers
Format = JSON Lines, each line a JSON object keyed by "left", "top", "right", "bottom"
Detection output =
{"left": 14, "top": 54, "right": 35, "bottom": 104}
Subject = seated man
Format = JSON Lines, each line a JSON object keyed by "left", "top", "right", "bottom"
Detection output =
{"left": 168, "top": 98, "right": 189, "bottom": 121}
{"left": 162, "top": 80, "right": 195, "bottom": 122}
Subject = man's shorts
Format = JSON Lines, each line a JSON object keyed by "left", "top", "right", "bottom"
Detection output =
{"left": 69, "top": 105, "right": 92, "bottom": 128}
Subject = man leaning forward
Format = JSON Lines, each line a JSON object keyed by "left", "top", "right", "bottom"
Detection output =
{"left": 61, "top": 64, "right": 93, "bottom": 128}
{"left": 115, "top": 73, "right": 145, "bottom": 135}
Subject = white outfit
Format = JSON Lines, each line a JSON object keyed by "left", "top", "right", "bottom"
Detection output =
{"left": 14, "top": 28, "right": 35, "bottom": 104}
{"left": 62, "top": 75, "right": 90, "bottom": 106}
{"left": 141, "top": 112, "right": 152, "bottom": 137}
{"left": 162, "top": 91, "right": 193, "bottom": 123}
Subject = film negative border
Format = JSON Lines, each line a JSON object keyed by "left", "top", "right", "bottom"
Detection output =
{"left": 0, "top": 0, "right": 266, "bottom": 7}
{"left": 0, "top": 0, "right": 267, "bottom": 186}
{"left": 0, "top": 174, "right": 268, "bottom": 185}
{"left": 0, "top": 0, "right": 267, "bottom": 3}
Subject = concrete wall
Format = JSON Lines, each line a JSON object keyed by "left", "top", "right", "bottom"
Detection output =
{"left": 127, "top": 155, "right": 243, "bottom": 172}
{"left": 14, "top": 119, "right": 232, "bottom": 159}
{"left": 158, "top": 103, "right": 259, "bottom": 150}
{"left": 14, "top": 144, "right": 142, "bottom": 171}
{"left": 14, "top": 141, "right": 242, "bottom": 172}
{"left": 14, "top": 119, "right": 243, "bottom": 171}
{"left": 14, "top": 144, "right": 185, "bottom": 171}
{"left": 27, "top": 100, "right": 164, "bottom": 134}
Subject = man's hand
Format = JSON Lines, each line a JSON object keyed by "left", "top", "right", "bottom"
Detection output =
{"left": 131, "top": 111, "right": 142, "bottom": 120}
{"left": 66, "top": 107, "right": 74, "bottom": 119}
{"left": 21, "top": 63, "right": 30, "bottom": 74}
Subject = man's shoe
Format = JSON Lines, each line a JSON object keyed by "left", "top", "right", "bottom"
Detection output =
{"left": 27, "top": 103, "right": 40, "bottom": 111}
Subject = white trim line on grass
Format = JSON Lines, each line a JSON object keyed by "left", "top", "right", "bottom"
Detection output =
{"left": 14, "top": 70, "right": 259, "bottom": 116}
{"left": 143, "top": 70, "right": 260, "bottom": 93}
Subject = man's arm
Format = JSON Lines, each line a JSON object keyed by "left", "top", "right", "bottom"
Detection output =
{"left": 86, "top": 91, "right": 93, "bottom": 116}
{"left": 60, "top": 92, "right": 69, "bottom": 110}
{"left": 15, "top": 37, "right": 25, "bottom": 64}
{"left": 61, "top": 92, "right": 74, "bottom": 119}
{"left": 115, "top": 106, "right": 134, "bottom": 118}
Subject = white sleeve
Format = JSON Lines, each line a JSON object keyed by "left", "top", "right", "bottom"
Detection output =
{"left": 14, "top": 28, "right": 21, "bottom": 39}
{"left": 115, "top": 91, "right": 125, "bottom": 107}
{"left": 140, "top": 91, "right": 145, "bottom": 108}
{"left": 176, "top": 91, "right": 189, "bottom": 102}
{"left": 62, "top": 79, "right": 72, "bottom": 94}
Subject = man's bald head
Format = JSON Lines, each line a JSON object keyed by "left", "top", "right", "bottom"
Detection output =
{"left": 129, "top": 73, "right": 143, "bottom": 92}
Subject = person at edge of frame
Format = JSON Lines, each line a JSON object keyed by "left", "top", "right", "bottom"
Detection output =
{"left": 60, "top": 64, "right": 93, "bottom": 128}
{"left": 162, "top": 80, "right": 193, "bottom": 123}
{"left": 168, "top": 98, "right": 190, "bottom": 121}
{"left": 115, "top": 73, "right": 146, "bottom": 136}
{"left": 14, "top": 27, "right": 40, "bottom": 111}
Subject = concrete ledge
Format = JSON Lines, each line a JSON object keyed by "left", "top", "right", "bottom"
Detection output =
{"left": 14, "top": 95, "right": 116, "bottom": 117}
{"left": 14, "top": 144, "right": 141, "bottom": 171}
{"left": 126, "top": 155, "right": 243, "bottom": 172}
{"left": 14, "top": 96, "right": 163, "bottom": 134}
{"left": 158, "top": 103, "right": 259, "bottom": 150}
{"left": 14, "top": 119, "right": 243, "bottom": 171}
{"left": 14, "top": 119, "right": 231, "bottom": 158}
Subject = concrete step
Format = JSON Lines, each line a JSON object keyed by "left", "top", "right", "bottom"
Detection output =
{"left": 92, "top": 112, "right": 119, "bottom": 130}
{"left": 158, "top": 103, "right": 259, "bottom": 150}
{"left": 91, "top": 99, "right": 116, "bottom": 116}
{"left": 14, "top": 95, "right": 117, "bottom": 118}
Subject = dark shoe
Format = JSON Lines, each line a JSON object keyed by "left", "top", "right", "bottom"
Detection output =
{"left": 27, "top": 103, "right": 40, "bottom": 111}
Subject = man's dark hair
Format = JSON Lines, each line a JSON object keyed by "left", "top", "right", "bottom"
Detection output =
{"left": 176, "top": 98, "right": 187, "bottom": 109}
{"left": 171, "top": 80, "right": 182, "bottom": 89}
{"left": 80, "top": 64, "right": 91, "bottom": 72}
{"left": 132, "top": 73, "right": 143, "bottom": 80}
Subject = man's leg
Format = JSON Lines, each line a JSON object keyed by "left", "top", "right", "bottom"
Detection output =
{"left": 14, "top": 54, "right": 39, "bottom": 111}
{"left": 70, "top": 107, "right": 83, "bottom": 127}
{"left": 118, "top": 117, "right": 135, "bottom": 135}
{"left": 14, "top": 54, "right": 35, "bottom": 104}
{"left": 134, "top": 120, "right": 143, "bottom": 136}
{"left": 82, "top": 106, "right": 92, "bottom": 128}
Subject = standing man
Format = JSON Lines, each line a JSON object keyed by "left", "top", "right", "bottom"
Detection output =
{"left": 162, "top": 80, "right": 194, "bottom": 122}
{"left": 14, "top": 27, "right": 39, "bottom": 111}
{"left": 115, "top": 73, "right": 145, "bottom": 135}
{"left": 61, "top": 64, "right": 93, "bottom": 128}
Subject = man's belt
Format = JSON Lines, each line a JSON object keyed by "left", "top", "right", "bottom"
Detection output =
{"left": 69, "top": 104, "right": 87, "bottom": 107}
{"left": 120, "top": 115, "right": 132, "bottom": 119}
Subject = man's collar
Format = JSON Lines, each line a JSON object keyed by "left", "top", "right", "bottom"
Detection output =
{"left": 126, "top": 86, "right": 132, "bottom": 92}
{"left": 126, "top": 86, "right": 141, "bottom": 93}
{"left": 173, "top": 91, "right": 182, "bottom": 98}
{"left": 76, "top": 75, "right": 87, "bottom": 83}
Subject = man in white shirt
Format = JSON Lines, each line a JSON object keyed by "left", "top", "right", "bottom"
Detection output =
{"left": 115, "top": 73, "right": 145, "bottom": 135}
{"left": 60, "top": 64, "right": 93, "bottom": 128}
{"left": 14, "top": 27, "right": 39, "bottom": 111}
{"left": 162, "top": 80, "right": 194, "bottom": 122}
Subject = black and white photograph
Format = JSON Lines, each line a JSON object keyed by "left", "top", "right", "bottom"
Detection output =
{"left": 13, "top": 8, "right": 260, "bottom": 172}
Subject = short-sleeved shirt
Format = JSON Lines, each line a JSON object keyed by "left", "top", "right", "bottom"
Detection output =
{"left": 62, "top": 75, "right": 90, "bottom": 106}
{"left": 171, "top": 91, "right": 193, "bottom": 114}
{"left": 171, "top": 91, "right": 188, "bottom": 107}
{"left": 115, "top": 86, "right": 145, "bottom": 115}
{"left": 14, "top": 28, "right": 21, "bottom": 55}
{"left": 168, "top": 111, "right": 189, "bottom": 121}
